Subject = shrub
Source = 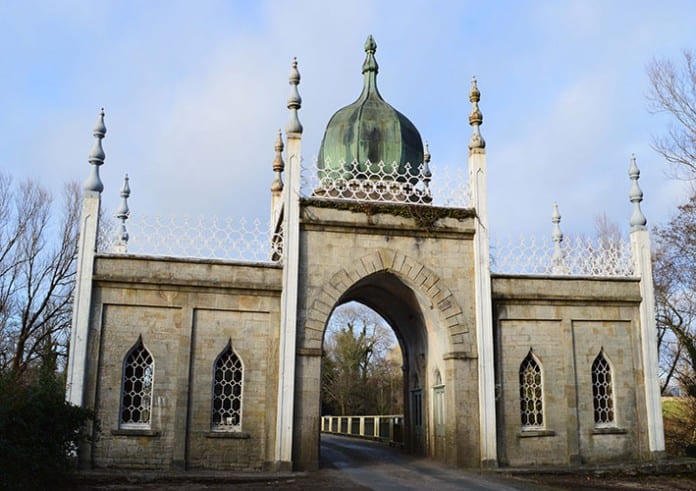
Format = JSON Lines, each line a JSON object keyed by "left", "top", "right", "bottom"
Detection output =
{"left": 663, "top": 396, "right": 696, "bottom": 456}
{"left": 0, "top": 370, "right": 95, "bottom": 490}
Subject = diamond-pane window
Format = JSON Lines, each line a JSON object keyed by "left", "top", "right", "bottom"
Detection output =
{"left": 592, "top": 350, "right": 615, "bottom": 426}
{"left": 519, "top": 350, "right": 544, "bottom": 429}
{"left": 211, "top": 341, "right": 243, "bottom": 431}
{"left": 120, "top": 337, "right": 154, "bottom": 428}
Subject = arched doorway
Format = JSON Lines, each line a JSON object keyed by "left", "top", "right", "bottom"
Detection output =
{"left": 292, "top": 249, "right": 479, "bottom": 471}
{"left": 320, "top": 272, "right": 431, "bottom": 458}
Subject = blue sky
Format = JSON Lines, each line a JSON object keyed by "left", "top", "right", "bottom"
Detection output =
{"left": 1, "top": 0, "right": 694, "bottom": 239}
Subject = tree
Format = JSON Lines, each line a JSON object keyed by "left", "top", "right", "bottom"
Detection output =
{"left": 653, "top": 195, "right": 696, "bottom": 396}
{"left": 321, "top": 303, "right": 402, "bottom": 416}
{"left": 0, "top": 173, "right": 79, "bottom": 377}
{"left": 647, "top": 50, "right": 696, "bottom": 180}
{"left": 647, "top": 50, "right": 696, "bottom": 454}
{"left": 652, "top": 193, "right": 696, "bottom": 455}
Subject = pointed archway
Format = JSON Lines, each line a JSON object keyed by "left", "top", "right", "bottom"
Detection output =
{"left": 330, "top": 272, "right": 429, "bottom": 456}
{"left": 293, "top": 248, "right": 475, "bottom": 470}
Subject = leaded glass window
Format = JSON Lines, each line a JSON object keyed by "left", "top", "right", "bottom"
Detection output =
{"left": 519, "top": 350, "right": 544, "bottom": 429}
{"left": 592, "top": 350, "right": 615, "bottom": 426}
{"left": 212, "top": 341, "right": 243, "bottom": 431}
{"left": 120, "top": 336, "right": 154, "bottom": 428}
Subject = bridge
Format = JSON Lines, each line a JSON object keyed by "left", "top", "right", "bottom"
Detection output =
{"left": 321, "top": 415, "right": 404, "bottom": 447}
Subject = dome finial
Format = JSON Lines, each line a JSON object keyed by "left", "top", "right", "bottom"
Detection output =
{"left": 362, "top": 35, "right": 379, "bottom": 75}
{"left": 364, "top": 35, "right": 377, "bottom": 53}
{"left": 468, "top": 77, "right": 485, "bottom": 150}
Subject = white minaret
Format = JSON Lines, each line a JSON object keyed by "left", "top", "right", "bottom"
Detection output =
{"left": 275, "top": 58, "right": 302, "bottom": 467}
{"left": 468, "top": 78, "right": 497, "bottom": 467}
{"left": 66, "top": 109, "right": 106, "bottom": 406}
{"left": 628, "top": 154, "right": 665, "bottom": 455}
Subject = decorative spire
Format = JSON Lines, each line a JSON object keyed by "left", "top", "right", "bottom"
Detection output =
{"left": 114, "top": 174, "right": 130, "bottom": 253}
{"left": 629, "top": 154, "right": 647, "bottom": 231}
{"left": 551, "top": 202, "right": 567, "bottom": 274}
{"left": 362, "top": 34, "right": 379, "bottom": 74}
{"left": 271, "top": 130, "right": 285, "bottom": 194}
{"left": 468, "top": 77, "right": 485, "bottom": 150}
{"left": 84, "top": 108, "right": 106, "bottom": 192}
{"left": 422, "top": 141, "right": 432, "bottom": 193}
{"left": 360, "top": 34, "right": 381, "bottom": 98}
{"left": 286, "top": 58, "right": 303, "bottom": 136}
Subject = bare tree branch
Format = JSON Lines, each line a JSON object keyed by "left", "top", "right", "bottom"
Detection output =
{"left": 0, "top": 174, "right": 79, "bottom": 377}
{"left": 648, "top": 50, "right": 696, "bottom": 180}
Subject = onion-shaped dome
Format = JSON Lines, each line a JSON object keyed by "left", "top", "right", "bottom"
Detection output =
{"left": 317, "top": 35, "right": 423, "bottom": 182}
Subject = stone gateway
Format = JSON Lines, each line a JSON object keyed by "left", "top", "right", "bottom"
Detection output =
{"left": 65, "top": 36, "right": 665, "bottom": 471}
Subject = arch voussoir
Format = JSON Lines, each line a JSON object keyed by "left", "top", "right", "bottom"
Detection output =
{"left": 304, "top": 249, "right": 471, "bottom": 351}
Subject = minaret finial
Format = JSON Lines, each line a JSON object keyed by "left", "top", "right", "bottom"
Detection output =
{"left": 84, "top": 108, "right": 106, "bottom": 192}
{"left": 360, "top": 35, "right": 380, "bottom": 97}
{"left": 286, "top": 58, "right": 303, "bottom": 136}
{"left": 362, "top": 35, "right": 379, "bottom": 74}
{"left": 114, "top": 174, "right": 130, "bottom": 253}
{"left": 271, "top": 130, "right": 285, "bottom": 195}
{"left": 551, "top": 202, "right": 567, "bottom": 274}
{"left": 629, "top": 154, "right": 647, "bottom": 231}
{"left": 468, "top": 77, "right": 485, "bottom": 150}
{"left": 423, "top": 141, "right": 432, "bottom": 193}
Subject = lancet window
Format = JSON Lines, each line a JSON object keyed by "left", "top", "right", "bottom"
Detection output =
{"left": 592, "top": 350, "right": 615, "bottom": 426}
{"left": 212, "top": 341, "right": 244, "bottom": 431}
{"left": 120, "top": 336, "right": 154, "bottom": 428}
{"left": 519, "top": 350, "right": 544, "bottom": 429}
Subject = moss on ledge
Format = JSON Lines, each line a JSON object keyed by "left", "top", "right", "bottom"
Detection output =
{"left": 300, "top": 197, "right": 476, "bottom": 229}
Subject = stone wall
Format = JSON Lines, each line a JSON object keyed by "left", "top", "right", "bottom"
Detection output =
{"left": 85, "top": 255, "right": 282, "bottom": 470}
{"left": 492, "top": 275, "right": 650, "bottom": 466}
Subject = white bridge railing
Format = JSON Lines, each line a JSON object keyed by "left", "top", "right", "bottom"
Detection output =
{"left": 321, "top": 414, "right": 404, "bottom": 446}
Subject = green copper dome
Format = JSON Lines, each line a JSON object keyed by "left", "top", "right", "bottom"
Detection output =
{"left": 317, "top": 35, "right": 423, "bottom": 181}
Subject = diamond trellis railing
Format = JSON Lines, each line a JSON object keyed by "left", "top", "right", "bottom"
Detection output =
{"left": 491, "top": 235, "right": 635, "bottom": 277}
{"left": 98, "top": 214, "right": 283, "bottom": 263}
{"left": 301, "top": 159, "right": 470, "bottom": 208}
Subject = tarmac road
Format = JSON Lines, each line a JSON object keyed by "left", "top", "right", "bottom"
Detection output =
{"left": 320, "top": 434, "right": 541, "bottom": 490}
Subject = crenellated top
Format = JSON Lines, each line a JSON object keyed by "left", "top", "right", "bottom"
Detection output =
{"left": 468, "top": 77, "right": 485, "bottom": 150}
{"left": 84, "top": 108, "right": 107, "bottom": 193}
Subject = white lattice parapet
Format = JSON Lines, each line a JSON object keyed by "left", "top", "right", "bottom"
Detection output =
{"left": 98, "top": 214, "right": 283, "bottom": 263}
{"left": 301, "top": 159, "right": 470, "bottom": 208}
{"left": 491, "top": 235, "right": 635, "bottom": 277}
